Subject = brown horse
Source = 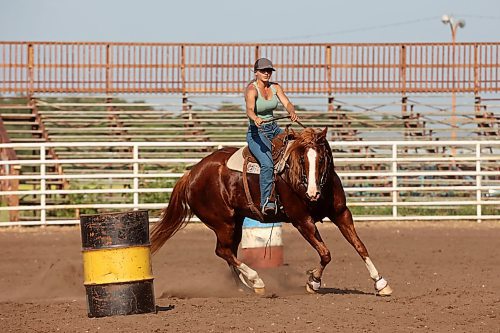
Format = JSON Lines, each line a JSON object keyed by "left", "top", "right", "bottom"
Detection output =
{"left": 150, "top": 127, "right": 392, "bottom": 296}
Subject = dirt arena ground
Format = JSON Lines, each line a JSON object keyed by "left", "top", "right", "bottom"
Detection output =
{"left": 0, "top": 221, "right": 499, "bottom": 332}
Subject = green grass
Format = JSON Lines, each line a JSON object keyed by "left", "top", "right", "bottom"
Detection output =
{"left": 0, "top": 208, "right": 9, "bottom": 223}
{"left": 349, "top": 205, "right": 497, "bottom": 217}
{"left": 3, "top": 177, "right": 498, "bottom": 221}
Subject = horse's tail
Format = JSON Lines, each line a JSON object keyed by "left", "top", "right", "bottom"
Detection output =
{"left": 150, "top": 171, "right": 192, "bottom": 255}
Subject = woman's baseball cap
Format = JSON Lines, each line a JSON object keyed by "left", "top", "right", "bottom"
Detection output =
{"left": 254, "top": 58, "right": 276, "bottom": 72}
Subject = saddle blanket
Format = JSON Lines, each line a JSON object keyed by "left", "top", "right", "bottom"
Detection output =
{"left": 226, "top": 141, "right": 294, "bottom": 175}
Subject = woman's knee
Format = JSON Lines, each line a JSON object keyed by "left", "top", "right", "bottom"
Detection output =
{"left": 259, "top": 156, "right": 273, "bottom": 169}
{"left": 260, "top": 164, "right": 274, "bottom": 178}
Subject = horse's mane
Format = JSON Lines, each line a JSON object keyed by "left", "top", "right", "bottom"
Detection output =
{"left": 294, "top": 128, "right": 318, "bottom": 146}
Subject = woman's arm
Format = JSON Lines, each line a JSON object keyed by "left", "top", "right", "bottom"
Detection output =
{"left": 275, "top": 84, "right": 299, "bottom": 122}
{"left": 245, "top": 84, "right": 264, "bottom": 126}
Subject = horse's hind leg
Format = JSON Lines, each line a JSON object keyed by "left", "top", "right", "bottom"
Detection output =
{"left": 330, "top": 207, "right": 393, "bottom": 296}
{"left": 210, "top": 219, "right": 266, "bottom": 294}
{"left": 227, "top": 220, "right": 249, "bottom": 291}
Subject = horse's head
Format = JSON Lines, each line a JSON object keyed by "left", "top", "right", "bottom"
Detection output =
{"left": 287, "top": 127, "right": 333, "bottom": 201}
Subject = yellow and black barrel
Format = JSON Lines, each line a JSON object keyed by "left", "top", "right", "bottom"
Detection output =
{"left": 80, "top": 210, "right": 155, "bottom": 318}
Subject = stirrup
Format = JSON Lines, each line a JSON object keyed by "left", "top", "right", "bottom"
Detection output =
{"left": 261, "top": 198, "right": 277, "bottom": 216}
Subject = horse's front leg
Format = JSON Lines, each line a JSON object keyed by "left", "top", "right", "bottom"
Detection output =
{"left": 330, "top": 206, "right": 393, "bottom": 296}
{"left": 293, "top": 218, "right": 331, "bottom": 293}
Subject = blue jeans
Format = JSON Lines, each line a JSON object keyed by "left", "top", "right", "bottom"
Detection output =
{"left": 246, "top": 122, "right": 284, "bottom": 208}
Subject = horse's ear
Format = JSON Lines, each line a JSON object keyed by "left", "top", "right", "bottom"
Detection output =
{"left": 317, "top": 127, "right": 328, "bottom": 141}
{"left": 289, "top": 128, "right": 297, "bottom": 139}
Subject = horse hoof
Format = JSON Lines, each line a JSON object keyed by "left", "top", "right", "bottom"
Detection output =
{"left": 254, "top": 287, "right": 266, "bottom": 295}
{"left": 376, "top": 284, "right": 393, "bottom": 297}
{"left": 305, "top": 283, "right": 318, "bottom": 294}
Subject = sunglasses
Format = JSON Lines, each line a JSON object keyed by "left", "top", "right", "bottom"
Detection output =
{"left": 257, "top": 69, "right": 274, "bottom": 74}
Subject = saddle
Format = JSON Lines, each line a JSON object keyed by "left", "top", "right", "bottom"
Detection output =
{"left": 226, "top": 147, "right": 261, "bottom": 174}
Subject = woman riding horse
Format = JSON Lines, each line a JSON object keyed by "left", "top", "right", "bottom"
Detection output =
{"left": 150, "top": 124, "right": 393, "bottom": 296}
{"left": 245, "top": 58, "right": 299, "bottom": 215}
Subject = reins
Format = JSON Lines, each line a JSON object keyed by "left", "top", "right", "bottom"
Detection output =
{"left": 256, "top": 115, "right": 302, "bottom": 176}
{"left": 257, "top": 115, "right": 305, "bottom": 149}
{"left": 261, "top": 115, "right": 306, "bottom": 129}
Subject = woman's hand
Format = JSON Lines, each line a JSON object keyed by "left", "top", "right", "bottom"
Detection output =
{"left": 289, "top": 112, "right": 299, "bottom": 122}
{"left": 254, "top": 117, "right": 264, "bottom": 127}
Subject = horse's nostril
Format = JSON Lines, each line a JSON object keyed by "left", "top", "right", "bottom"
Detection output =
{"left": 311, "top": 192, "right": 321, "bottom": 201}
{"left": 307, "top": 192, "right": 320, "bottom": 201}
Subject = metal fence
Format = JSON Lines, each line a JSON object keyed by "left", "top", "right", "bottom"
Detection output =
{"left": 1, "top": 42, "right": 499, "bottom": 95}
{"left": 0, "top": 140, "right": 498, "bottom": 226}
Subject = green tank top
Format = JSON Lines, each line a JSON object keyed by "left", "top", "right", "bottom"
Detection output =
{"left": 250, "top": 82, "right": 279, "bottom": 125}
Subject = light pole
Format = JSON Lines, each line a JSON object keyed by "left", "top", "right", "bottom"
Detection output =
{"left": 441, "top": 15, "right": 465, "bottom": 143}
{"left": 441, "top": 15, "right": 465, "bottom": 45}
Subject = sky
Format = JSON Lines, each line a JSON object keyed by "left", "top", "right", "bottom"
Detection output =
{"left": 1, "top": 0, "right": 500, "bottom": 43}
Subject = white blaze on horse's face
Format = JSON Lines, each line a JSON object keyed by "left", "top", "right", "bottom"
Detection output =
{"left": 306, "top": 148, "right": 320, "bottom": 201}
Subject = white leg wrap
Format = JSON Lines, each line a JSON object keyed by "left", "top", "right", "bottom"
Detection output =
{"left": 237, "top": 263, "right": 265, "bottom": 289}
{"left": 364, "top": 258, "right": 380, "bottom": 281}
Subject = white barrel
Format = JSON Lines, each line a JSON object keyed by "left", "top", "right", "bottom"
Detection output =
{"left": 240, "top": 217, "right": 283, "bottom": 268}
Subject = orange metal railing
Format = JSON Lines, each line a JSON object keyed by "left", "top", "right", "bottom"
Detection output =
{"left": 0, "top": 42, "right": 499, "bottom": 95}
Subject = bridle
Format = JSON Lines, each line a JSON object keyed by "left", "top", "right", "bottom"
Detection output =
{"left": 258, "top": 115, "right": 305, "bottom": 146}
